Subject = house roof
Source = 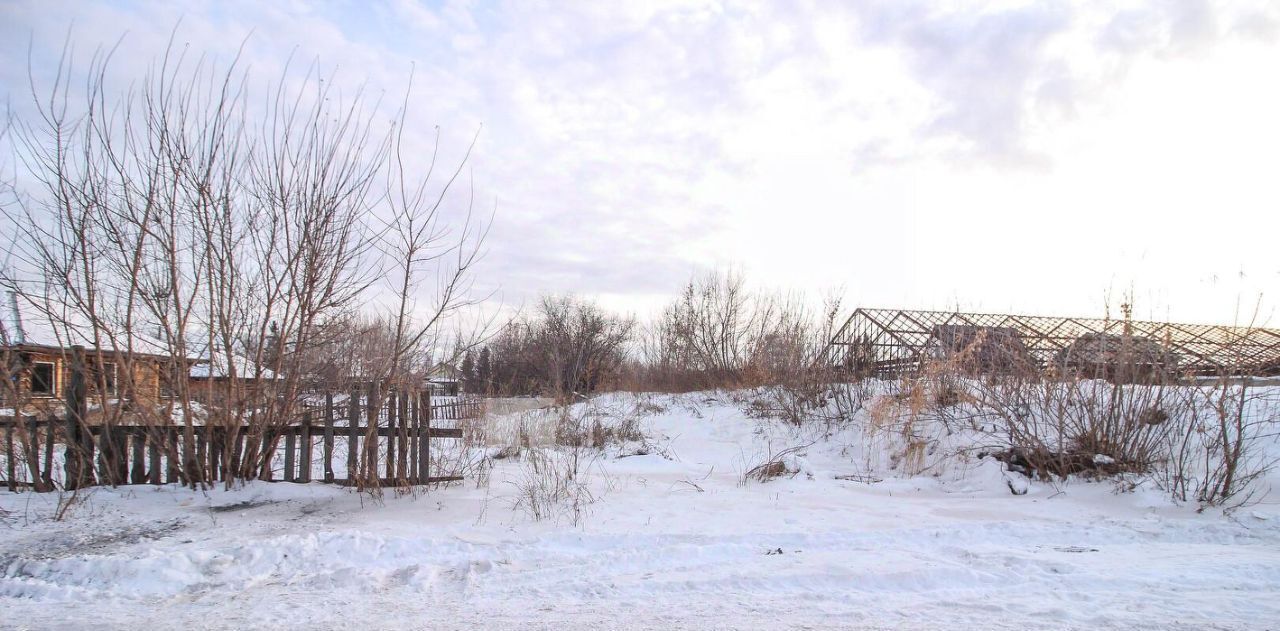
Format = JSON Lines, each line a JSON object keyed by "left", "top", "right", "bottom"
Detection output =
{"left": 2, "top": 289, "right": 195, "bottom": 361}
{"left": 188, "top": 350, "right": 278, "bottom": 380}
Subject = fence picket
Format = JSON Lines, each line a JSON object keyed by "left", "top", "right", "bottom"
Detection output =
{"left": 324, "top": 394, "right": 335, "bottom": 483}
{"left": 284, "top": 430, "right": 296, "bottom": 483}
{"left": 385, "top": 390, "right": 397, "bottom": 481}
{"left": 42, "top": 420, "right": 55, "bottom": 488}
{"left": 4, "top": 422, "right": 14, "bottom": 492}
{"left": 0, "top": 391, "right": 475, "bottom": 493}
{"left": 148, "top": 432, "right": 162, "bottom": 485}
{"left": 167, "top": 428, "right": 179, "bottom": 484}
{"left": 348, "top": 389, "right": 359, "bottom": 481}
{"left": 131, "top": 430, "right": 146, "bottom": 484}
{"left": 300, "top": 412, "right": 312, "bottom": 483}
{"left": 394, "top": 389, "right": 404, "bottom": 481}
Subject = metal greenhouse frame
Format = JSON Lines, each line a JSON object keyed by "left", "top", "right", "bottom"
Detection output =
{"left": 827, "top": 307, "right": 1280, "bottom": 379}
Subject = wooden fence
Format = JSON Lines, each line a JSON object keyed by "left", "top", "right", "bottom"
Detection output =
{"left": 1, "top": 391, "right": 484, "bottom": 492}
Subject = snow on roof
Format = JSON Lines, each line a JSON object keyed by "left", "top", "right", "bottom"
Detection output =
{"left": 188, "top": 352, "right": 278, "bottom": 380}
{"left": 2, "top": 290, "right": 172, "bottom": 355}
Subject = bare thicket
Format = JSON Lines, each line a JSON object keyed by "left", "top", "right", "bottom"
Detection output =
{"left": 485, "top": 295, "right": 634, "bottom": 401}
{"left": 0, "top": 37, "right": 487, "bottom": 490}
{"left": 890, "top": 324, "right": 1279, "bottom": 508}
{"left": 643, "top": 269, "right": 805, "bottom": 391}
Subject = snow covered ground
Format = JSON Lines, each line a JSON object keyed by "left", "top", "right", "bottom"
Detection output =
{"left": 3, "top": 391, "right": 1279, "bottom": 630}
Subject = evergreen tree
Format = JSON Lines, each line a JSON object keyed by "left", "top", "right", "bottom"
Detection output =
{"left": 476, "top": 346, "right": 492, "bottom": 394}
{"left": 459, "top": 350, "right": 476, "bottom": 393}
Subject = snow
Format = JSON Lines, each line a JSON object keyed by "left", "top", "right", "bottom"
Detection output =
{"left": 3, "top": 391, "right": 1280, "bottom": 629}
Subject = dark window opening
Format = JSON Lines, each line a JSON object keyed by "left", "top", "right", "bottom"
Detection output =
{"left": 30, "top": 362, "right": 55, "bottom": 395}
{"left": 92, "top": 361, "right": 118, "bottom": 395}
{"left": 103, "top": 362, "right": 117, "bottom": 394}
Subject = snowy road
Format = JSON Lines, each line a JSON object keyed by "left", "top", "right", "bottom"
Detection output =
{"left": 4, "top": 502, "right": 1278, "bottom": 629}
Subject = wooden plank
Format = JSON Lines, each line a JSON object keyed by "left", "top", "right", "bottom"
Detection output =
{"left": 229, "top": 428, "right": 244, "bottom": 480}
{"left": 166, "top": 427, "right": 178, "bottom": 484}
{"left": 319, "top": 426, "right": 462, "bottom": 439}
{"left": 324, "top": 394, "right": 335, "bottom": 483}
{"left": 169, "top": 428, "right": 181, "bottom": 484}
{"left": 423, "top": 390, "right": 433, "bottom": 483}
{"left": 299, "top": 412, "right": 312, "bottom": 483}
{"left": 284, "top": 429, "right": 296, "bottom": 483}
{"left": 258, "top": 431, "right": 274, "bottom": 482}
{"left": 97, "top": 425, "right": 114, "bottom": 486}
{"left": 42, "top": 418, "right": 55, "bottom": 489}
{"left": 115, "top": 428, "right": 129, "bottom": 485}
{"left": 22, "top": 417, "right": 44, "bottom": 491}
{"left": 4, "top": 422, "right": 14, "bottom": 492}
{"left": 409, "top": 394, "right": 419, "bottom": 484}
{"left": 130, "top": 430, "right": 146, "bottom": 484}
{"left": 396, "top": 390, "right": 408, "bottom": 482}
{"left": 205, "top": 429, "right": 216, "bottom": 483}
{"left": 148, "top": 432, "right": 162, "bottom": 485}
{"left": 347, "top": 389, "right": 359, "bottom": 482}
{"left": 215, "top": 427, "right": 227, "bottom": 481}
{"left": 334, "top": 476, "right": 462, "bottom": 487}
{"left": 195, "top": 430, "right": 207, "bottom": 486}
{"left": 385, "top": 390, "right": 396, "bottom": 481}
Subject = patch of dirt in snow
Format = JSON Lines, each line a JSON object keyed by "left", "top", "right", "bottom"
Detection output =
{"left": 1, "top": 518, "right": 187, "bottom": 562}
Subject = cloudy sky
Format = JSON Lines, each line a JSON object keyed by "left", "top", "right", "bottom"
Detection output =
{"left": 3, "top": 0, "right": 1278, "bottom": 325}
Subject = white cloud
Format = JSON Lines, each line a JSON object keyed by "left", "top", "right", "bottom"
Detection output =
{"left": 2, "top": 0, "right": 1277, "bottom": 323}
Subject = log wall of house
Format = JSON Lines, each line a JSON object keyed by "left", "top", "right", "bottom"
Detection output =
{"left": 2, "top": 347, "right": 167, "bottom": 410}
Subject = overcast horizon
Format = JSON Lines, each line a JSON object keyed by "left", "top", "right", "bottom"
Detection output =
{"left": 3, "top": 1, "right": 1279, "bottom": 327}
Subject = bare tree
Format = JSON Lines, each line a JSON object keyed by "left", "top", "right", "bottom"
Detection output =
{"left": 2, "top": 33, "right": 494, "bottom": 491}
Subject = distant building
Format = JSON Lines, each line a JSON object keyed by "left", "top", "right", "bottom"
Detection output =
{"left": 1, "top": 291, "right": 186, "bottom": 412}
{"left": 426, "top": 362, "right": 461, "bottom": 397}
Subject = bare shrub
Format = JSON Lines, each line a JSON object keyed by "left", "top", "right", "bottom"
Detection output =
{"left": 741, "top": 442, "right": 811, "bottom": 484}
{"left": 965, "top": 319, "right": 1278, "bottom": 508}
{"left": 1161, "top": 376, "right": 1279, "bottom": 508}
{"left": 487, "top": 296, "right": 634, "bottom": 400}
{"left": 858, "top": 373, "right": 946, "bottom": 477}
{"left": 642, "top": 269, "right": 822, "bottom": 392}
{"left": 508, "top": 446, "right": 600, "bottom": 524}
{"left": 970, "top": 374, "right": 1182, "bottom": 479}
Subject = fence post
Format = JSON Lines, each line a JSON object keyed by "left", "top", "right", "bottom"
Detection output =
{"left": 209, "top": 428, "right": 222, "bottom": 483}
{"left": 4, "top": 420, "right": 14, "bottom": 492}
{"left": 96, "top": 426, "right": 112, "bottom": 486}
{"left": 130, "top": 428, "right": 145, "bottom": 484}
{"left": 409, "top": 393, "right": 419, "bottom": 484}
{"left": 324, "top": 394, "right": 335, "bottom": 484}
{"left": 385, "top": 388, "right": 397, "bottom": 482}
{"left": 42, "top": 417, "right": 55, "bottom": 489}
{"left": 195, "top": 429, "right": 208, "bottom": 486}
{"left": 259, "top": 429, "right": 274, "bottom": 482}
{"left": 427, "top": 386, "right": 437, "bottom": 478}
{"left": 41, "top": 419, "right": 54, "bottom": 488}
{"left": 300, "top": 411, "right": 312, "bottom": 483}
{"left": 148, "top": 431, "right": 162, "bottom": 485}
{"left": 21, "top": 416, "right": 47, "bottom": 491}
{"left": 397, "top": 389, "right": 409, "bottom": 483}
{"left": 64, "top": 346, "right": 94, "bottom": 490}
{"left": 348, "top": 388, "right": 359, "bottom": 482}
{"left": 284, "top": 428, "right": 296, "bottom": 483}
{"left": 365, "top": 379, "right": 381, "bottom": 485}
{"left": 166, "top": 427, "right": 179, "bottom": 484}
